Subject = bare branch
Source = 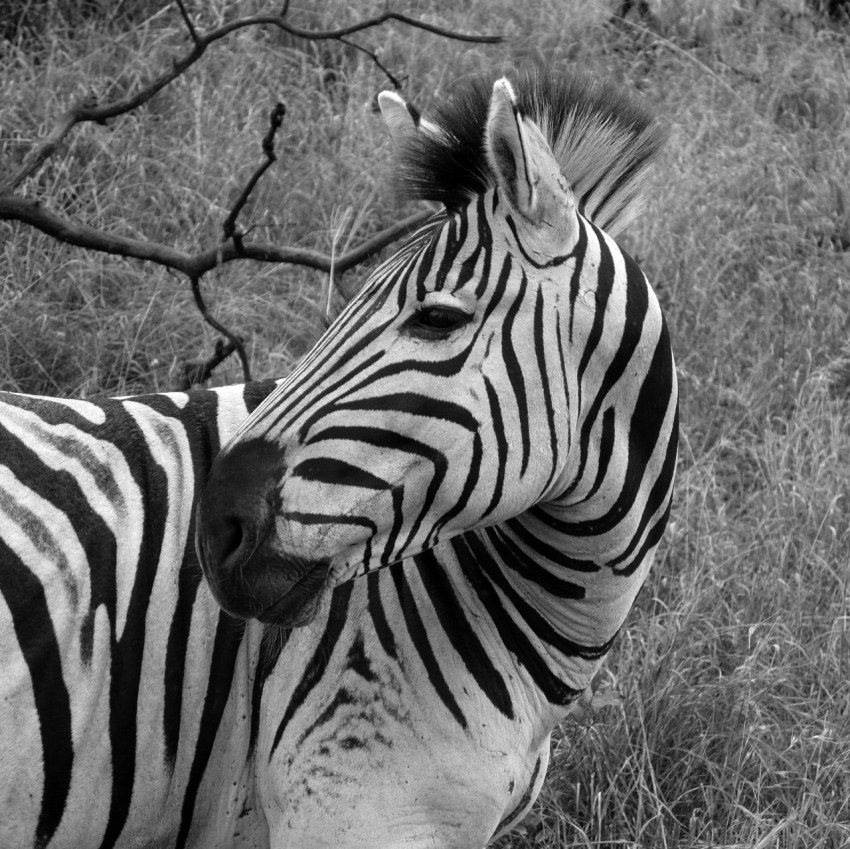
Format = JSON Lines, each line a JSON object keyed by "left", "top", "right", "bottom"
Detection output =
{"left": 2, "top": 10, "right": 501, "bottom": 190}
{"left": 254, "top": 11, "right": 503, "bottom": 45}
{"left": 0, "top": 94, "right": 98, "bottom": 194}
{"left": 189, "top": 275, "right": 251, "bottom": 382}
{"left": 222, "top": 103, "right": 286, "bottom": 242}
{"left": 180, "top": 339, "right": 241, "bottom": 389}
{"left": 0, "top": 194, "right": 434, "bottom": 276}
{"left": 337, "top": 37, "right": 404, "bottom": 90}
{"left": 2, "top": 46, "right": 207, "bottom": 191}
{"left": 175, "top": 0, "right": 201, "bottom": 47}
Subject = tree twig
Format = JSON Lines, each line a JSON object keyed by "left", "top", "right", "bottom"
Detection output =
{"left": 175, "top": 0, "right": 201, "bottom": 47}
{"left": 337, "top": 37, "right": 405, "bottom": 90}
{"left": 180, "top": 338, "right": 241, "bottom": 389}
{"left": 222, "top": 103, "right": 286, "bottom": 243}
{"left": 189, "top": 275, "right": 251, "bottom": 382}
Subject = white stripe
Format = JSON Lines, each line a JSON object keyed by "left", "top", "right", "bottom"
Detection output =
{"left": 0, "top": 398, "right": 144, "bottom": 638}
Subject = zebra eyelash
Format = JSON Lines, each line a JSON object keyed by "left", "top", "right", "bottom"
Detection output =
{"left": 402, "top": 304, "right": 474, "bottom": 339}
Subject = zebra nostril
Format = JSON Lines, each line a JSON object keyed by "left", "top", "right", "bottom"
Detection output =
{"left": 214, "top": 516, "right": 246, "bottom": 570}
{"left": 198, "top": 491, "right": 273, "bottom": 580}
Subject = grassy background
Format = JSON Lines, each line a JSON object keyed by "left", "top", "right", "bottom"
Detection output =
{"left": 2, "top": 0, "right": 849, "bottom": 846}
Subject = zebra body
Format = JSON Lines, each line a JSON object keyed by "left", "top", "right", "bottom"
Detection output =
{"left": 0, "top": 385, "right": 556, "bottom": 847}
{"left": 197, "top": 69, "right": 678, "bottom": 849}
{"left": 0, "top": 385, "right": 277, "bottom": 848}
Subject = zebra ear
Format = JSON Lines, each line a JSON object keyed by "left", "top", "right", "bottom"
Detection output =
{"left": 379, "top": 90, "right": 444, "bottom": 148}
{"left": 485, "top": 78, "right": 577, "bottom": 241}
{"left": 378, "top": 91, "right": 418, "bottom": 147}
{"left": 486, "top": 79, "right": 537, "bottom": 216}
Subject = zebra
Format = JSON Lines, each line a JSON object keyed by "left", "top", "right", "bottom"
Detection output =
{"left": 0, "top": 382, "right": 290, "bottom": 848}
{"left": 195, "top": 67, "right": 678, "bottom": 849}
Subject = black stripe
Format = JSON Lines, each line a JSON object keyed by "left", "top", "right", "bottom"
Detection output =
{"left": 334, "top": 393, "right": 478, "bottom": 432}
{"left": 161, "top": 386, "right": 234, "bottom": 767}
{"left": 163, "top": 556, "right": 203, "bottom": 768}
{"left": 433, "top": 213, "right": 466, "bottom": 291}
{"left": 345, "top": 630, "right": 378, "bottom": 682}
{"left": 504, "top": 213, "right": 577, "bottom": 269}
{"left": 575, "top": 223, "right": 616, "bottom": 390}
{"left": 502, "top": 517, "right": 599, "bottom": 573}
{"left": 430, "top": 430, "right": 482, "bottom": 545}
{"left": 0, "top": 538, "right": 73, "bottom": 848}
{"left": 175, "top": 611, "right": 245, "bottom": 849}
{"left": 249, "top": 628, "right": 288, "bottom": 758}
{"left": 474, "top": 532, "right": 613, "bottom": 661}
{"left": 473, "top": 195, "right": 495, "bottom": 299}
{"left": 478, "top": 243, "right": 510, "bottom": 324}
{"left": 345, "top": 341, "right": 477, "bottom": 384}
{"left": 533, "top": 284, "right": 560, "bottom": 494}
{"left": 493, "top": 754, "right": 543, "bottom": 836}
{"left": 269, "top": 580, "right": 354, "bottom": 761}
{"left": 614, "top": 487, "right": 674, "bottom": 579}
{"left": 306, "top": 425, "right": 448, "bottom": 557}
{"left": 381, "top": 484, "right": 407, "bottom": 567}
{"left": 293, "top": 457, "right": 389, "bottom": 491}
{"left": 542, "top": 302, "right": 670, "bottom": 539}
{"left": 500, "top": 261, "right": 531, "bottom": 476}
{"left": 480, "top": 375, "right": 507, "bottom": 520}
{"left": 568, "top": 233, "right": 647, "bottom": 499}
{"left": 367, "top": 568, "right": 398, "bottom": 661}
{"left": 101, "top": 407, "right": 176, "bottom": 849}
{"left": 610, "top": 403, "right": 678, "bottom": 576}
{"left": 392, "top": 560, "right": 467, "bottom": 729}
{"left": 488, "top": 526, "right": 586, "bottom": 599}
{"left": 415, "top": 226, "right": 443, "bottom": 301}
{"left": 416, "top": 549, "right": 514, "bottom": 720}
{"left": 567, "top": 218, "right": 589, "bottom": 346}
{"left": 586, "top": 406, "right": 616, "bottom": 502}
{"left": 452, "top": 533, "right": 584, "bottom": 706}
{"left": 555, "top": 299, "right": 572, "bottom": 455}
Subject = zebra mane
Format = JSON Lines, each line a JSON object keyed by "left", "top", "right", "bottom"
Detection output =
{"left": 391, "top": 67, "right": 665, "bottom": 235}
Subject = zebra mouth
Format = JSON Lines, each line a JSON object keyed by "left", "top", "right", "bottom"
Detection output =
{"left": 256, "top": 560, "right": 332, "bottom": 628}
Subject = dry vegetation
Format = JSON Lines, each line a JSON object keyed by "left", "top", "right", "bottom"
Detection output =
{"left": 2, "top": 0, "right": 849, "bottom": 847}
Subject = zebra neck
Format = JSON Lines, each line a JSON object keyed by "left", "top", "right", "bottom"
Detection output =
{"left": 447, "top": 506, "right": 646, "bottom": 706}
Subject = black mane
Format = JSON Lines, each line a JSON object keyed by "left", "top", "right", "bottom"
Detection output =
{"left": 392, "top": 67, "right": 664, "bottom": 234}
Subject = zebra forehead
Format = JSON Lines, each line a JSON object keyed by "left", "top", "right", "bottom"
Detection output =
{"left": 390, "top": 67, "right": 665, "bottom": 235}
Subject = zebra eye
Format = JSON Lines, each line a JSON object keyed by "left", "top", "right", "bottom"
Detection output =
{"left": 405, "top": 305, "right": 471, "bottom": 338}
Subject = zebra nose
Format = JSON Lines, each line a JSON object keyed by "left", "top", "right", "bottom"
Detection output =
{"left": 199, "top": 492, "right": 273, "bottom": 578}
{"left": 195, "top": 439, "right": 284, "bottom": 608}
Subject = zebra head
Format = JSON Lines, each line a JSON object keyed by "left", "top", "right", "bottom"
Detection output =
{"left": 195, "top": 69, "right": 672, "bottom": 629}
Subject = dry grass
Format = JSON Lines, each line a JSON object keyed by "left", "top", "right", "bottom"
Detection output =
{"left": 2, "top": 1, "right": 850, "bottom": 847}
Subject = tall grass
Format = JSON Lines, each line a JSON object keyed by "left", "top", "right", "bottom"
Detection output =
{"left": 2, "top": 1, "right": 849, "bottom": 846}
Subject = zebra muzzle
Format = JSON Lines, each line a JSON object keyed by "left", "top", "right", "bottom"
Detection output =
{"left": 195, "top": 438, "right": 331, "bottom": 627}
